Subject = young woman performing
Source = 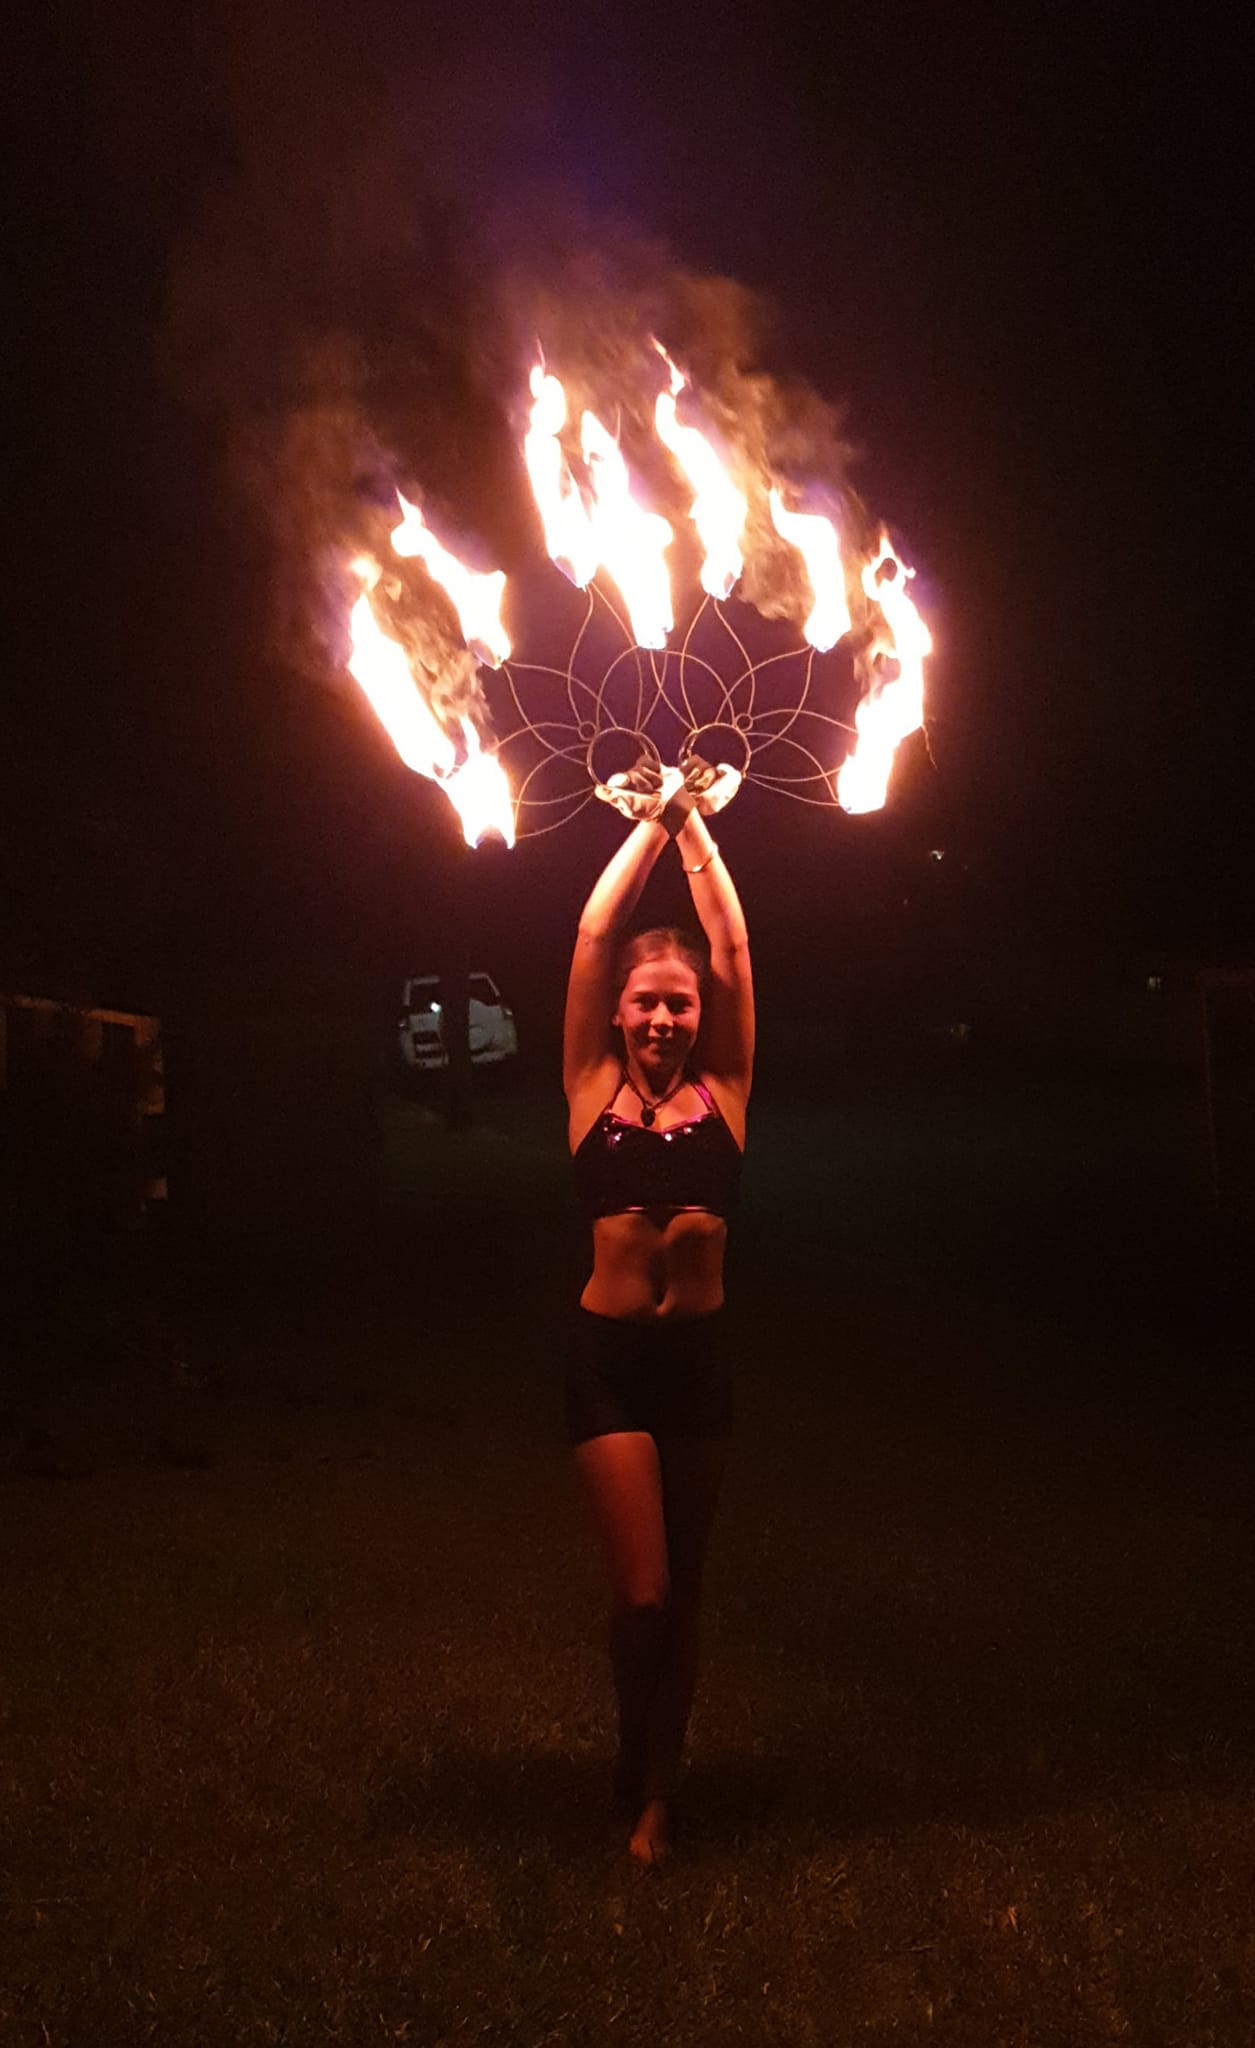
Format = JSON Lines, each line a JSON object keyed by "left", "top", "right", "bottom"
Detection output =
{"left": 563, "top": 771, "right": 753, "bottom": 1866}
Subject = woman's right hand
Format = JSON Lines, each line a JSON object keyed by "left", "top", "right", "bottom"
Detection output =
{"left": 595, "top": 761, "right": 683, "bottom": 825}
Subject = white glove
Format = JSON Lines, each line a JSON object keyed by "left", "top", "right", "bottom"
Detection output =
{"left": 682, "top": 754, "right": 743, "bottom": 816}
{"left": 594, "top": 760, "right": 684, "bottom": 825}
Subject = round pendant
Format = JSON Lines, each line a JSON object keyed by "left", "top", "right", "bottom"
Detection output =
{"left": 640, "top": 1105, "right": 656, "bottom": 1127}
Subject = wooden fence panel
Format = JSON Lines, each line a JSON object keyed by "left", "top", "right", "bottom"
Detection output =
{"left": 0, "top": 995, "right": 165, "bottom": 1240}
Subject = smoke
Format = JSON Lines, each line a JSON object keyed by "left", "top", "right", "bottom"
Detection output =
{"left": 163, "top": 5, "right": 877, "bottom": 717}
{"left": 479, "top": 207, "right": 875, "bottom": 628}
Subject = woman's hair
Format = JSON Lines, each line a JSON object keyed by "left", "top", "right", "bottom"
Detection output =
{"left": 613, "top": 926, "right": 709, "bottom": 1003}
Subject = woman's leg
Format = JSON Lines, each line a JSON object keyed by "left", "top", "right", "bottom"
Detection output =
{"left": 633, "top": 1433, "right": 730, "bottom": 1860}
{"left": 573, "top": 1430, "right": 670, "bottom": 1809}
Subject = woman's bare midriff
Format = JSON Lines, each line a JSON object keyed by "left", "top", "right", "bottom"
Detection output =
{"left": 579, "top": 1209, "right": 728, "bottom": 1321}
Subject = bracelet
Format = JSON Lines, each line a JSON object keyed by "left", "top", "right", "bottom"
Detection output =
{"left": 683, "top": 851, "right": 716, "bottom": 875}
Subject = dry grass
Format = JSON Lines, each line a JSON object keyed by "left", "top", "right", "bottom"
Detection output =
{"left": 3, "top": 1069, "right": 1252, "bottom": 2045}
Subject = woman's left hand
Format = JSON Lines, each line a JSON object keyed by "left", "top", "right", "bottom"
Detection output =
{"left": 683, "top": 755, "right": 743, "bottom": 816}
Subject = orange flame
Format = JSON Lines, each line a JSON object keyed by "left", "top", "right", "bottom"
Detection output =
{"left": 836, "top": 536, "right": 931, "bottom": 814}
{"left": 523, "top": 366, "right": 597, "bottom": 589}
{"left": 389, "top": 493, "right": 511, "bottom": 668}
{"left": 522, "top": 363, "right": 674, "bottom": 647}
{"left": 652, "top": 344, "right": 746, "bottom": 600}
{"left": 443, "top": 720, "right": 517, "bottom": 849}
{"left": 768, "top": 489, "right": 851, "bottom": 652}
{"left": 346, "top": 562, "right": 515, "bottom": 847}
{"left": 580, "top": 410, "right": 675, "bottom": 649}
{"left": 346, "top": 566, "right": 457, "bottom": 781}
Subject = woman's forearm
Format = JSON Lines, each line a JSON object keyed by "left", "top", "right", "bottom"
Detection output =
{"left": 577, "top": 820, "right": 670, "bottom": 940}
{"left": 675, "top": 812, "right": 748, "bottom": 952}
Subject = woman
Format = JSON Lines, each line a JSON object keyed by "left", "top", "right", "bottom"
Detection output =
{"left": 563, "top": 771, "right": 753, "bottom": 1865}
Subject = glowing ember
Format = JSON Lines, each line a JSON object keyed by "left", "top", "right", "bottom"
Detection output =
{"left": 389, "top": 493, "right": 511, "bottom": 668}
{"left": 652, "top": 344, "right": 746, "bottom": 600}
{"left": 580, "top": 410, "right": 675, "bottom": 649}
{"left": 836, "top": 535, "right": 932, "bottom": 814}
{"left": 346, "top": 562, "right": 515, "bottom": 847}
{"left": 522, "top": 366, "right": 598, "bottom": 589}
{"left": 768, "top": 489, "right": 851, "bottom": 652}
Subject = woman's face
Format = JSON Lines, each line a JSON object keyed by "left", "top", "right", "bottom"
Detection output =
{"left": 613, "top": 953, "right": 702, "bottom": 1079}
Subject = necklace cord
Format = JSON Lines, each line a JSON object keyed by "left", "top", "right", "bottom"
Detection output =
{"left": 621, "top": 1064, "right": 688, "bottom": 1124}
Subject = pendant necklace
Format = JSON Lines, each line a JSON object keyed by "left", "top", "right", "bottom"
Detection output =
{"left": 623, "top": 1065, "right": 687, "bottom": 1128}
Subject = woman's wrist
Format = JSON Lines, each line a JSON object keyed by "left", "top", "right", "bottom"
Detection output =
{"left": 675, "top": 808, "right": 712, "bottom": 856}
{"left": 660, "top": 789, "right": 696, "bottom": 839}
{"left": 678, "top": 817, "right": 718, "bottom": 874}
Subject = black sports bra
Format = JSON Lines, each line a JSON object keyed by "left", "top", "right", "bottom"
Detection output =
{"left": 573, "top": 1076, "right": 743, "bottom": 1222}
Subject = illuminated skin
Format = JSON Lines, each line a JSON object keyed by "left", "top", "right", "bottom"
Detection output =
{"left": 564, "top": 807, "right": 754, "bottom": 1865}
{"left": 581, "top": 954, "right": 726, "bottom": 1322}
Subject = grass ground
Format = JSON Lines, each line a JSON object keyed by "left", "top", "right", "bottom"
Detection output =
{"left": 2, "top": 1058, "right": 1252, "bottom": 2045}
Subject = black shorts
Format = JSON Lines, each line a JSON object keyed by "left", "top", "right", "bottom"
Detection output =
{"left": 564, "top": 1308, "right": 733, "bottom": 1446}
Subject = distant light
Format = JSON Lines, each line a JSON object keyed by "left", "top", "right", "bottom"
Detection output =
{"left": 929, "top": 848, "right": 945, "bottom": 861}
{"left": 1146, "top": 976, "right": 1163, "bottom": 993}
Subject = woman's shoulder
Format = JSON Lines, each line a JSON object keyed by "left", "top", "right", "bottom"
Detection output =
{"left": 695, "top": 1069, "right": 750, "bottom": 1150}
{"left": 566, "top": 1055, "right": 622, "bottom": 1154}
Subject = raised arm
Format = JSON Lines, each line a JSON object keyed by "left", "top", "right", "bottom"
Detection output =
{"left": 674, "top": 808, "right": 754, "bottom": 1103}
{"left": 564, "top": 819, "right": 669, "bottom": 1106}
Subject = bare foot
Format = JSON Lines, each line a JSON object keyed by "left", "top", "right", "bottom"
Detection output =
{"left": 629, "top": 1798, "right": 671, "bottom": 1867}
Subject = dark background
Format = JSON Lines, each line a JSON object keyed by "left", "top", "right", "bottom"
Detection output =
{"left": 6, "top": 27, "right": 1254, "bottom": 2034}
{"left": 7, "top": 2, "right": 1247, "bottom": 1083}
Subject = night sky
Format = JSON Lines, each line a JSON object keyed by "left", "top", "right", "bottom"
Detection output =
{"left": 9, "top": 3, "right": 1245, "bottom": 1028}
